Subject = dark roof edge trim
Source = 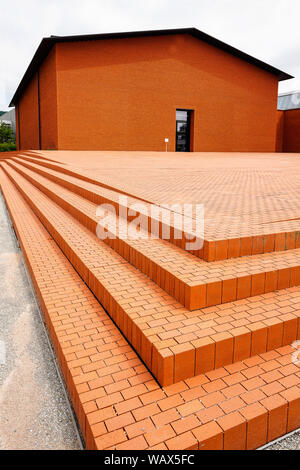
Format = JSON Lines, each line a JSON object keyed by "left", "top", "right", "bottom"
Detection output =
{"left": 9, "top": 27, "right": 294, "bottom": 106}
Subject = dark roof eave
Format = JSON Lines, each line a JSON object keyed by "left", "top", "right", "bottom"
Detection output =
{"left": 9, "top": 27, "right": 294, "bottom": 106}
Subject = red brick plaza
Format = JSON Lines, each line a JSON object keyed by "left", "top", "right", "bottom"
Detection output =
{"left": 0, "top": 150, "right": 300, "bottom": 450}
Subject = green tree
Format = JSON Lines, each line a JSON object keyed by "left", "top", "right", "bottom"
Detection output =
{"left": 0, "top": 122, "right": 15, "bottom": 144}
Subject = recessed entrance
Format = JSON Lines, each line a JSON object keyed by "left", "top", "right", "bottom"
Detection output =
{"left": 176, "top": 109, "right": 193, "bottom": 152}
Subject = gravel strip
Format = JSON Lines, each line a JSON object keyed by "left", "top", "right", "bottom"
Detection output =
{"left": 0, "top": 192, "right": 82, "bottom": 450}
{"left": 263, "top": 430, "right": 300, "bottom": 450}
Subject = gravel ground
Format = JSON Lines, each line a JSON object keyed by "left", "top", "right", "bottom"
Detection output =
{"left": 1, "top": 189, "right": 299, "bottom": 452}
{"left": 0, "top": 192, "right": 82, "bottom": 450}
{"left": 263, "top": 431, "right": 300, "bottom": 450}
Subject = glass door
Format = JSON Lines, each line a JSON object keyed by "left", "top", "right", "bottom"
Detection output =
{"left": 176, "top": 109, "right": 191, "bottom": 152}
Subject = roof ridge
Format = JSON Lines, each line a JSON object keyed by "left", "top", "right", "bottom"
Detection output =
{"left": 9, "top": 27, "right": 293, "bottom": 107}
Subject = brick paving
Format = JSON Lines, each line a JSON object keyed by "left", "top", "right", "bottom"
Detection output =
{"left": 16, "top": 151, "right": 300, "bottom": 262}
{"left": 0, "top": 150, "right": 299, "bottom": 450}
{"left": 2, "top": 161, "right": 300, "bottom": 386}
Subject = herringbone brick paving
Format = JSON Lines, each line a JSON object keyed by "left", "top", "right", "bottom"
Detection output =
{"left": 0, "top": 167, "right": 300, "bottom": 450}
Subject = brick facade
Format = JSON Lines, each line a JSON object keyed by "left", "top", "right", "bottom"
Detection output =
{"left": 16, "top": 33, "right": 282, "bottom": 152}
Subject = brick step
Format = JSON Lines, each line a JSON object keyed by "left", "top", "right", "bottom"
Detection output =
{"left": 0, "top": 151, "right": 21, "bottom": 161}
{"left": 13, "top": 153, "right": 300, "bottom": 262}
{"left": 12, "top": 156, "right": 205, "bottom": 259}
{"left": 6, "top": 159, "right": 300, "bottom": 313}
{"left": 8, "top": 159, "right": 205, "bottom": 310}
{"left": 0, "top": 167, "right": 300, "bottom": 450}
{"left": 20, "top": 150, "right": 65, "bottom": 163}
{"left": 2, "top": 161, "right": 300, "bottom": 386}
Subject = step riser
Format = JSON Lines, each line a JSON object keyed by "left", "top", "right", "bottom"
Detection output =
{"left": 7, "top": 160, "right": 300, "bottom": 313}
{"left": 14, "top": 157, "right": 206, "bottom": 259}
{"left": 3, "top": 163, "right": 300, "bottom": 388}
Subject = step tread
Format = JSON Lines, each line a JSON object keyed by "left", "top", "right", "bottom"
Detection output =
{"left": 8, "top": 161, "right": 300, "bottom": 279}
{"left": 2, "top": 161, "right": 300, "bottom": 386}
{"left": 0, "top": 166, "right": 300, "bottom": 450}
{"left": 13, "top": 156, "right": 204, "bottom": 258}
{"left": 14, "top": 156, "right": 147, "bottom": 208}
{"left": 14, "top": 154, "right": 300, "bottom": 243}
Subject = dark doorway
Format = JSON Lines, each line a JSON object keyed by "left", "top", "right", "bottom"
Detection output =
{"left": 176, "top": 109, "right": 192, "bottom": 152}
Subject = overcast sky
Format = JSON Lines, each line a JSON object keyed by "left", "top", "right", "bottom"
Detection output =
{"left": 1, "top": 0, "right": 300, "bottom": 111}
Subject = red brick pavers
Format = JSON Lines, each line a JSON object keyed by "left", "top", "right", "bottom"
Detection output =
{"left": 1, "top": 167, "right": 300, "bottom": 450}
{"left": 12, "top": 151, "right": 300, "bottom": 262}
{"left": 7, "top": 159, "right": 300, "bottom": 311}
{"left": 2, "top": 162, "right": 300, "bottom": 386}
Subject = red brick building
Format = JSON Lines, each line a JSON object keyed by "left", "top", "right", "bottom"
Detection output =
{"left": 10, "top": 28, "right": 292, "bottom": 152}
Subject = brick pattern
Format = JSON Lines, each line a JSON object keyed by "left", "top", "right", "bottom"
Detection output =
{"left": 0, "top": 167, "right": 300, "bottom": 451}
{"left": 2, "top": 162, "right": 300, "bottom": 386}
{"left": 12, "top": 155, "right": 206, "bottom": 258}
{"left": 8, "top": 158, "right": 300, "bottom": 311}
{"left": 0, "top": 152, "right": 21, "bottom": 161}
{"left": 19, "top": 34, "right": 280, "bottom": 152}
{"left": 12, "top": 154, "right": 300, "bottom": 262}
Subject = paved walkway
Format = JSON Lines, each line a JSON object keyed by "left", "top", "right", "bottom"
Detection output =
{"left": 31, "top": 150, "right": 300, "bottom": 243}
{"left": 0, "top": 192, "right": 82, "bottom": 450}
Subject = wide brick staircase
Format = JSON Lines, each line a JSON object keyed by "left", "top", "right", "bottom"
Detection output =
{"left": 0, "top": 152, "right": 299, "bottom": 450}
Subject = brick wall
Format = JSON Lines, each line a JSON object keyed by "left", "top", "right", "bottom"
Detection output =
{"left": 17, "top": 74, "right": 39, "bottom": 150}
{"left": 276, "top": 111, "right": 284, "bottom": 152}
{"left": 17, "top": 48, "right": 58, "bottom": 151}
{"left": 39, "top": 46, "right": 58, "bottom": 150}
{"left": 17, "top": 33, "right": 281, "bottom": 152}
{"left": 55, "top": 34, "right": 279, "bottom": 152}
{"left": 282, "top": 109, "right": 300, "bottom": 152}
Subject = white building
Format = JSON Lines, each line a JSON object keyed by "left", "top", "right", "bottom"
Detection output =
{"left": 0, "top": 108, "right": 16, "bottom": 135}
{"left": 278, "top": 91, "right": 300, "bottom": 111}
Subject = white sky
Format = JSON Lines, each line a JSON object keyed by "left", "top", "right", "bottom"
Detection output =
{"left": 1, "top": 0, "right": 300, "bottom": 111}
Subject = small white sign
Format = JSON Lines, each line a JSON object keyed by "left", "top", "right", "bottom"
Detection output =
{"left": 165, "top": 138, "right": 169, "bottom": 143}
{"left": 0, "top": 340, "right": 6, "bottom": 365}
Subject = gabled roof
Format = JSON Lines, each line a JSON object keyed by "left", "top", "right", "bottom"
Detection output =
{"left": 9, "top": 27, "right": 293, "bottom": 106}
